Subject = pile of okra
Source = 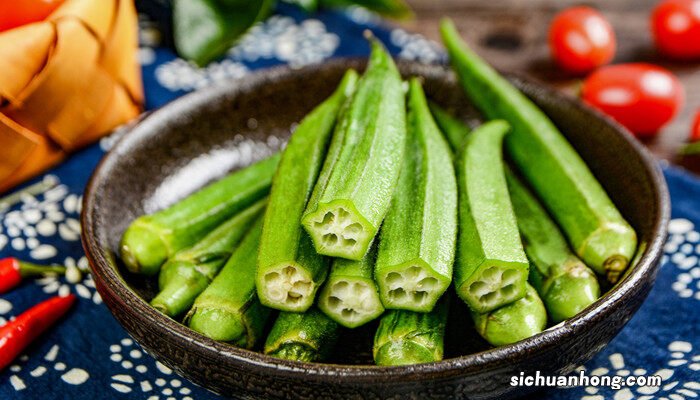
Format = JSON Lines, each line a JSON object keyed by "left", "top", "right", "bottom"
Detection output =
{"left": 119, "top": 19, "right": 637, "bottom": 366}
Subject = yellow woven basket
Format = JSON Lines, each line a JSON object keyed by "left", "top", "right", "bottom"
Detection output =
{"left": 0, "top": 0, "right": 143, "bottom": 192}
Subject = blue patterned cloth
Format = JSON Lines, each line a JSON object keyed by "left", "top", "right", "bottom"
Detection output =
{"left": 1, "top": 4, "right": 699, "bottom": 399}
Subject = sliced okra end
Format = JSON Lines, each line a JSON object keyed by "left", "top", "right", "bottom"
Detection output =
{"left": 604, "top": 255, "right": 629, "bottom": 284}
{"left": 258, "top": 262, "right": 316, "bottom": 312}
{"left": 267, "top": 343, "right": 318, "bottom": 362}
{"left": 378, "top": 261, "right": 448, "bottom": 312}
{"left": 459, "top": 263, "right": 527, "bottom": 313}
{"left": 302, "top": 200, "right": 374, "bottom": 260}
{"left": 319, "top": 278, "right": 384, "bottom": 328}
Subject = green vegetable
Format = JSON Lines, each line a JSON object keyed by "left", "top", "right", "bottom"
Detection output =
{"left": 302, "top": 38, "right": 407, "bottom": 261}
{"left": 506, "top": 170, "right": 600, "bottom": 323}
{"left": 264, "top": 308, "right": 341, "bottom": 362}
{"left": 428, "top": 101, "right": 471, "bottom": 152}
{"left": 373, "top": 298, "right": 448, "bottom": 366}
{"left": 187, "top": 217, "right": 271, "bottom": 348}
{"left": 319, "top": 0, "right": 413, "bottom": 19}
{"left": 151, "top": 199, "right": 267, "bottom": 318}
{"left": 120, "top": 154, "right": 279, "bottom": 276}
{"left": 257, "top": 70, "right": 359, "bottom": 312}
{"left": 317, "top": 244, "right": 384, "bottom": 328}
{"left": 375, "top": 78, "right": 457, "bottom": 312}
{"left": 284, "top": 0, "right": 320, "bottom": 12}
{"left": 440, "top": 18, "right": 637, "bottom": 283}
{"left": 173, "top": 0, "right": 274, "bottom": 66}
{"left": 471, "top": 283, "right": 546, "bottom": 346}
{"left": 454, "top": 120, "right": 529, "bottom": 313}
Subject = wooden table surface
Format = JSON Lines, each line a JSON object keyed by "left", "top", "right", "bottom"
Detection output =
{"left": 400, "top": 0, "right": 700, "bottom": 174}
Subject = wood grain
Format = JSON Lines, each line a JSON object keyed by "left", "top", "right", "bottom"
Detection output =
{"left": 401, "top": 0, "right": 700, "bottom": 173}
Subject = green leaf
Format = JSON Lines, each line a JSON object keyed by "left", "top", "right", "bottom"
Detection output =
{"left": 320, "top": 0, "right": 413, "bottom": 19}
{"left": 173, "top": 0, "right": 275, "bottom": 66}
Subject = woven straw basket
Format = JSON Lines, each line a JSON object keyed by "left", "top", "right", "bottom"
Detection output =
{"left": 0, "top": 0, "right": 143, "bottom": 192}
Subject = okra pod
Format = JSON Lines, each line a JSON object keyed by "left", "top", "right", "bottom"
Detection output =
{"left": 187, "top": 217, "right": 271, "bottom": 348}
{"left": 257, "top": 70, "right": 359, "bottom": 312}
{"left": 506, "top": 170, "right": 600, "bottom": 323}
{"left": 471, "top": 283, "right": 547, "bottom": 346}
{"left": 151, "top": 199, "right": 267, "bottom": 318}
{"left": 455, "top": 120, "right": 529, "bottom": 313}
{"left": 428, "top": 101, "right": 471, "bottom": 152}
{"left": 317, "top": 244, "right": 384, "bottom": 328}
{"left": 302, "top": 38, "right": 407, "bottom": 261}
{"left": 375, "top": 79, "right": 457, "bottom": 312}
{"left": 373, "top": 298, "right": 448, "bottom": 366}
{"left": 120, "top": 154, "right": 280, "bottom": 276}
{"left": 264, "top": 308, "right": 340, "bottom": 362}
{"left": 440, "top": 19, "right": 637, "bottom": 283}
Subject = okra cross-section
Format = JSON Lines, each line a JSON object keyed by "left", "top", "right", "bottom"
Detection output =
{"left": 375, "top": 79, "right": 457, "bottom": 312}
{"left": 256, "top": 70, "right": 358, "bottom": 312}
{"left": 454, "top": 120, "right": 529, "bottom": 313}
{"left": 318, "top": 245, "right": 384, "bottom": 328}
{"left": 302, "top": 38, "right": 407, "bottom": 261}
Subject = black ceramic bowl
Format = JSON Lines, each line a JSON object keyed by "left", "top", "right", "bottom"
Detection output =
{"left": 82, "top": 59, "right": 669, "bottom": 400}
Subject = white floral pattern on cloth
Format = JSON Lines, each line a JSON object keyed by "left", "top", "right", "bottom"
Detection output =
{"left": 0, "top": 178, "right": 81, "bottom": 259}
{"left": 109, "top": 338, "right": 196, "bottom": 400}
{"left": 575, "top": 341, "right": 700, "bottom": 400}
{"left": 7, "top": 345, "right": 90, "bottom": 392}
{"left": 155, "top": 58, "right": 250, "bottom": 92}
{"left": 390, "top": 28, "right": 445, "bottom": 64}
{"left": 663, "top": 218, "right": 700, "bottom": 300}
{"left": 36, "top": 256, "right": 102, "bottom": 304}
{"left": 228, "top": 15, "right": 340, "bottom": 68}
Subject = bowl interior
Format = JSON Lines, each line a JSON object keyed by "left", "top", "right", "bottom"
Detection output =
{"left": 83, "top": 59, "right": 668, "bottom": 372}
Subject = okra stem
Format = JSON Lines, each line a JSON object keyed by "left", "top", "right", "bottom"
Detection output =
{"left": 187, "top": 217, "right": 271, "bottom": 348}
{"left": 264, "top": 308, "right": 341, "bottom": 362}
{"left": 505, "top": 170, "right": 600, "bottom": 323}
{"left": 151, "top": 199, "right": 267, "bottom": 317}
{"left": 375, "top": 78, "right": 457, "bottom": 312}
{"left": 257, "top": 70, "right": 359, "bottom": 312}
{"left": 120, "top": 154, "right": 280, "bottom": 276}
{"left": 440, "top": 19, "right": 637, "bottom": 283}
{"left": 471, "top": 283, "right": 546, "bottom": 346}
{"left": 318, "top": 244, "right": 384, "bottom": 328}
{"left": 302, "top": 38, "right": 407, "bottom": 261}
{"left": 373, "top": 298, "right": 448, "bottom": 366}
{"left": 454, "top": 120, "right": 530, "bottom": 313}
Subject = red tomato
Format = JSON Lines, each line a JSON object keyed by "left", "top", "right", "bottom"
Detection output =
{"left": 691, "top": 110, "right": 700, "bottom": 142}
{"left": 549, "top": 6, "right": 616, "bottom": 74}
{"left": 0, "top": 0, "right": 65, "bottom": 32}
{"left": 652, "top": 0, "right": 700, "bottom": 59}
{"left": 581, "top": 63, "right": 685, "bottom": 137}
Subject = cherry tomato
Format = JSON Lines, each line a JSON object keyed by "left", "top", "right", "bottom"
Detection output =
{"left": 652, "top": 0, "right": 700, "bottom": 59}
{"left": 581, "top": 63, "right": 685, "bottom": 137}
{"left": 691, "top": 110, "right": 700, "bottom": 142}
{"left": 548, "top": 6, "right": 616, "bottom": 74}
{"left": 0, "top": 0, "right": 65, "bottom": 32}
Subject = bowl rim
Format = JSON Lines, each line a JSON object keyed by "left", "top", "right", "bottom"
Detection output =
{"left": 81, "top": 58, "right": 670, "bottom": 382}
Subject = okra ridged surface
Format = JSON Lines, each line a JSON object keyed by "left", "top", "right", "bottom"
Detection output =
{"left": 187, "top": 218, "right": 271, "bottom": 348}
{"left": 302, "top": 39, "right": 407, "bottom": 261}
{"left": 152, "top": 199, "right": 267, "bottom": 317}
{"left": 318, "top": 244, "right": 384, "bottom": 328}
{"left": 375, "top": 78, "right": 457, "bottom": 312}
{"left": 264, "top": 308, "right": 341, "bottom": 363}
{"left": 257, "top": 70, "right": 359, "bottom": 312}
{"left": 373, "top": 298, "right": 448, "bottom": 366}
{"left": 120, "top": 154, "right": 279, "bottom": 276}
{"left": 506, "top": 170, "right": 600, "bottom": 323}
{"left": 455, "top": 120, "right": 530, "bottom": 313}
{"left": 441, "top": 19, "right": 637, "bottom": 283}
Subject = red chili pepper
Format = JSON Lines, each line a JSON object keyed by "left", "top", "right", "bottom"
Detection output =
{"left": 0, "top": 257, "right": 67, "bottom": 294}
{"left": 0, "top": 295, "right": 76, "bottom": 370}
{"left": 691, "top": 110, "right": 700, "bottom": 142}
